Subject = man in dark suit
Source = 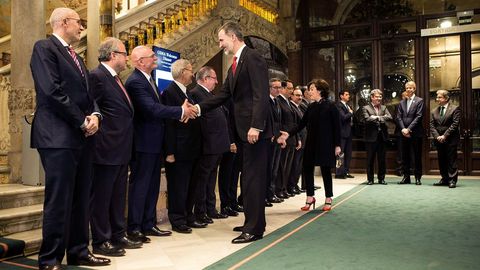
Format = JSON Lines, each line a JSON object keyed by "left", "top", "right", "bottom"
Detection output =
{"left": 126, "top": 46, "right": 197, "bottom": 242}
{"left": 30, "top": 8, "right": 110, "bottom": 269}
{"left": 396, "top": 81, "right": 425, "bottom": 185}
{"left": 289, "top": 87, "right": 306, "bottom": 193}
{"left": 266, "top": 78, "right": 284, "bottom": 204}
{"left": 430, "top": 90, "right": 461, "bottom": 188}
{"left": 163, "top": 59, "right": 206, "bottom": 233}
{"left": 195, "top": 22, "right": 272, "bottom": 244}
{"left": 190, "top": 66, "right": 230, "bottom": 223}
{"left": 276, "top": 80, "right": 299, "bottom": 197}
{"left": 362, "top": 89, "right": 392, "bottom": 185}
{"left": 89, "top": 37, "right": 142, "bottom": 257}
{"left": 335, "top": 90, "right": 354, "bottom": 179}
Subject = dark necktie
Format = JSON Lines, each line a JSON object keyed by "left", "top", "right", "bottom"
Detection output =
{"left": 149, "top": 77, "right": 160, "bottom": 100}
{"left": 67, "top": 46, "right": 84, "bottom": 77}
{"left": 232, "top": 56, "right": 237, "bottom": 75}
{"left": 440, "top": 106, "right": 445, "bottom": 117}
{"left": 114, "top": 75, "right": 132, "bottom": 106}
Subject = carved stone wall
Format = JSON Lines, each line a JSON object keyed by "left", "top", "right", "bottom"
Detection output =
{"left": 0, "top": 74, "right": 10, "bottom": 153}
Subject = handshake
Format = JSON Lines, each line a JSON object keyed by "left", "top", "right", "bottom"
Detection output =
{"left": 180, "top": 99, "right": 199, "bottom": 123}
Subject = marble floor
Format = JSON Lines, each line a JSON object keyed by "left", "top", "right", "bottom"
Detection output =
{"left": 77, "top": 175, "right": 366, "bottom": 270}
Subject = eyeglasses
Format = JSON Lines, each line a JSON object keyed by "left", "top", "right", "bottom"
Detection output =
{"left": 293, "top": 94, "right": 303, "bottom": 97}
{"left": 183, "top": 68, "right": 193, "bottom": 72}
{"left": 64, "top": 18, "right": 87, "bottom": 28}
{"left": 271, "top": 86, "right": 283, "bottom": 90}
{"left": 113, "top": 51, "right": 128, "bottom": 56}
{"left": 138, "top": 53, "right": 156, "bottom": 60}
{"left": 206, "top": 76, "right": 217, "bottom": 80}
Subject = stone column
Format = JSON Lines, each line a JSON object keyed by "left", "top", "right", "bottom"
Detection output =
{"left": 87, "top": 0, "right": 114, "bottom": 69}
{"left": 7, "top": 0, "right": 45, "bottom": 183}
{"left": 286, "top": 40, "right": 302, "bottom": 84}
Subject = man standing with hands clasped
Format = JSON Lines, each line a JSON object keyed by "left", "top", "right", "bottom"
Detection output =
{"left": 195, "top": 22, "right": 272, "bottom": 244}
{"left": 430, "top": 90, "right": 461, "bottom": 188}
{"left": 30, "top": 7, "right": 110, "bottom": 269}
{"left": 397, "top": 81, "right": 425, "bottom": 185}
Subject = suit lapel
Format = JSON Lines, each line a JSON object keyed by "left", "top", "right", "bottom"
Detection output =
{"left": 231, "top": 47, "right": 247, "bottom": 91}
{"left": 50, "top": 36, "right": 86, "bottom": 82}
{"left": 99, "top": 65, "right": 133, "bottom": 112}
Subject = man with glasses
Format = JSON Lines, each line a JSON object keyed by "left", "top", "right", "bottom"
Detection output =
{"left": 125, "top": 47, "right": 197, "bottom": 242}
{"left": 362, "top": 89, "right": 392, "bottom": 185}
{"left": 163, "top": 59, "right": 205, "bottom": 233}
{"left": 89, "top": 37, "right": 143, "bottom": 257}
{"left": 30, "top": 8, "right": 110, "bottom": 269}
{"left": 190, "top": 66, "right": 230, "bottom": 224}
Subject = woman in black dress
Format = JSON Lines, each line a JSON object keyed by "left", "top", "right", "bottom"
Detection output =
{"left": 287, "top": 79, "right": 341, "bottom": 211}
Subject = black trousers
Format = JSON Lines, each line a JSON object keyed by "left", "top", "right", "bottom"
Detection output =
{"left": 239, "top": 139, "right": 268, "bottom": 235}
{"left": 276, "top": 145, "right": 295, "bottom": 193}
{"left": 304, "top": 164, "right": 333, "bottom": 198}
{"left": 218, "top": 151, "right": 238, "bottom": 209}
{"left": 436, "top": 141, "right": 458, "bottom": 183}
{"left": 38, "top": 146, "right": 92, "bottom": 267}
{"left": 266, "top": 141, "right": 281, "bottom": 199}
{"left": 401, "top": 136, "right": 423, "bottom": 179}
{"left": 91, "top": 164, "right": 128, "bottom": 246}
{"left": 365, "top": 135, "right": 386, "bottom": 182}
{"left": 289, "top": 147, "right": 304, "bottom": 189}
{"left": 165, "top": 159, "right": 197, "bottom": 226}
{"left": 194, "top": 154, "right": 222, "bottom": 217}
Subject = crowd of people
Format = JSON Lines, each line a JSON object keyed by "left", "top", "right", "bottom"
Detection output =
{"left": 29, "top": 7, "right": 461, "bottom": 270}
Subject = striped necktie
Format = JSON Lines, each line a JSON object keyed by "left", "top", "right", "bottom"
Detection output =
{"left": 67, "top": 46, "right": 84, "bottom": 77}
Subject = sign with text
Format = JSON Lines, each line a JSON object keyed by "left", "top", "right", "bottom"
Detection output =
{"left": 152, "top": 46, "right": 180, "bottom": 93}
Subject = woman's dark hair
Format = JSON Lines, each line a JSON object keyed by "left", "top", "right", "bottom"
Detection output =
{"left": 307, "top": 78, "right": 330, "bottom": 98}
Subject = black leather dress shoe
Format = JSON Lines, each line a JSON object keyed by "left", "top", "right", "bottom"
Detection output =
{"left": 335, "top": 174, "right": 346, "bottom": 179}
{"left": 276, "top": 192, "right": 288, "bottom": 199}
{"left": 221, "top": 206, "right": 239, "bottom": 216}
{"left": 433, "top": 180, "right": 449, "bottom": 186}
{"left": 415, "top": 177, "right": 422, "bottom": 185}
{"left": 284, "top": 191, "right": 294, "bottom": 197}
{"left": 265, "top": 200, "right": 273, "bottom": 207}
{"left": 128, "top": 230, "right": 151, "bottom": 243}
{"left": 313, "top": 185, "right": 322, "bottom": 190}
{"left": 449, "top": 181, "right": 456, "bottom": 188}
{"left": 345, "top": 173, "right": 355, "bottom": 178}
{"left": 39, "top": 264, "right": 63, "bottom": 270}
{"left": 231, "top": 204, "right": 244, "bottom": 212}
{"left": 208, "top": 212, "right": 228, "bottom": 219}
{"left": 67, "top": 251, "right": 111, "bottom": 266}
{"left": 233, "top": 226, "right": 244, "bottom": 232}
{"left": 367, "top": 181, "right": 373, "bottom": 185}
{"left": 267, "top": 196, "right": 283, "bottom": 203}
{"left": 144, "top": 226, "right": 172, "bottom": 236}
{"left": 172, "top": 224, "right": 192, "bottom": 233}
{"left": 231, "top": 233, "right": 263, "bottom": 244}
{"left": 198, "top": 215, "right": 214, "bottom": 224}
{"left": 378, "top": 180, "right": 387, "bottom": 185}
{"left": 187, "top": 220, "right": 207, "bottom": 228}
{"left": 93, "top": 241, "right": 125, "bottom": 257}
{"left": 112, "top": 235, "right": 142, "bottom": 249}
{"left": 398, "top": 177, "right": 411, "bottom": 184}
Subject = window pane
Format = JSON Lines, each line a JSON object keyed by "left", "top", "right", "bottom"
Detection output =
{"left": 381, "top": 21, "right": 417, "bottom": 36}
{"left": 472, "top": 33, "right": 480, "bottom": 151}
{"left": 306, "top": 47, "right": 335, "bottom": 98}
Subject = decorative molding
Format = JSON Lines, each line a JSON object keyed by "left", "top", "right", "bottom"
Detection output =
{"left": 286, "top": 40, "right": 301, "bottom": 52}
{"left": 219, "top": 7, "right": 286, "bottom": 55}
{"left": 8, "top": 87, "right": 36, "bottom": 135}
{"left": 0, "top": 74, "right": 11, "bottom": 152}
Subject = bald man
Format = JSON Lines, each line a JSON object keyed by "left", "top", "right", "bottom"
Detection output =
{"left": 30, "top": 7, "right": 109, "bottom": 269}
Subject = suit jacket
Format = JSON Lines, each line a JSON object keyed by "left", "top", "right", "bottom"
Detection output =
{"left": 30, "top": 35, "right": 98, "bottom": 149}
{"left": 90, "top": 64, "right": 134, "bottom": 165}
{"left": 362, "top": 104, "right": 392, "bottom": 142}
{"left": 276, "top": 95, "right": 297, "bottom": 146}
{"left": 162, "top": 82, "right": 202, "bottom": 161}
{"left": 268, "top": 97, "right": 282, "bottom": 139}
{"left": 396, "top": 96, "right": 424, "bottom": 137}
{"left": 198, "top": 46, "right": 272, "bottom": 142}
{"left": 125, "top": 68, "right": 182, "bottom": 154}
{"left": 336, "top": 102, "right": 353, "bottom": 138}
{"left": 291, "top": 102, "right": 306, "bottom": 148}
{"left": 190, "top": 84, "right": 230, "bottom": 155}
{"left": 430, "top": 103, "right": 461, "bottom": 145}
{"left": 289, "top": 99, "right": 340, "bottom": 167}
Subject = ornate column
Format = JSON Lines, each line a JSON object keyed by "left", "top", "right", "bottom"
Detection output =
{"left": 87, "top": 0, "right": 114, "bottom": 69}
{"left": 8, "top": 0, "right": 45, "bottom": 183}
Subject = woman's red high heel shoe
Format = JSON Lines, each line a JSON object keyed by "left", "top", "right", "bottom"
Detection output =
{"left": 301, "top": 197, "right": 316, "bottom": 211}
{"left": 322, "top": 198, "right": 333, "bottom": 211}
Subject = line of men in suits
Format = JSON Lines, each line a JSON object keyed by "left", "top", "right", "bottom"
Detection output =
{"left": 359, "top": 82, "right": 460, "bottom": 189}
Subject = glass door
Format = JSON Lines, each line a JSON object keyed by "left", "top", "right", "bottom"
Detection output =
{"left": 468, "top": 33, "right": 480, "bottom": 175}
{"left": 426, "top": 35, "right": 464, "bottom": 174}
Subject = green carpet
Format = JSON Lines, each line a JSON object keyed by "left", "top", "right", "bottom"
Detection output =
{"left": 0, "top": 257, "right": 91, "bottom": 269}
{"left": 206, "top": 178, "right": 480, "bottom": 270}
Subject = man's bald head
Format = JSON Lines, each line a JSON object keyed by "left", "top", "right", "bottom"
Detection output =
{"left": 130, "top": 46, "right": 158, "bottom": 73}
